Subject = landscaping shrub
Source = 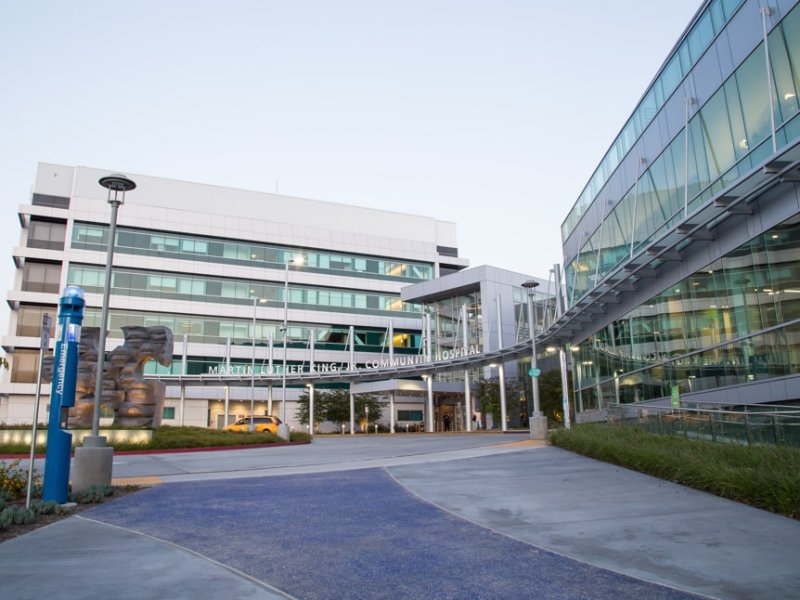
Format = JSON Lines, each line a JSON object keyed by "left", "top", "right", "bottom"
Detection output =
{"left": 29, "top": 499, "right": 66, "bottom": 516}
{"left": 0, "top": 459, "right": 29, "bottom": 499}
{"left": 70, "top": 484, "right": 114, "bottom": 504}
{"left": 0, "top": 505, "right": 36, "bottom": 530}
{"left": 550, "top": 424, "right": 800, "bottom": 519}
{"left": 2, "top": 425, "right": 312, "bottom": 454}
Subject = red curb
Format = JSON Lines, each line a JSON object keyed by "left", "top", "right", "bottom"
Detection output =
{"left": 0, "top": 440, "right": 310, "bottom": 460}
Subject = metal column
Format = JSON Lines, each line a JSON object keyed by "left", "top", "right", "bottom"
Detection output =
{"left": 426, "top": 313, "right": 434, "bottom": 432}
{"left": 554, "top": 264, "right": 572, "bottom": 429}
{"left": 309, "top": 330, "right": 315, "bottom": 434}
{"left": 461, "top": 303, "right": 472, "bottom": 432}
{"left": 180, "top": 333, "right": 188, "bottom": 426}
{"left": 496, "top": 293, "right": 508, "bottom": 432}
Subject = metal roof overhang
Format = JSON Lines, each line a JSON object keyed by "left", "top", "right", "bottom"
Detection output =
{"left": 146, "top": 338, "right": 538, "bottom": 388}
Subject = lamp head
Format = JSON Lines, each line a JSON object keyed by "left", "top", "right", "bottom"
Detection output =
{"left": 98, "top": 173, "right": 136, "bottom": 192}
{"left": 521, "top": 280, "right": 540, "bottom": 297}
{"left": 99, "top": 173, "right": 136, "bottom": 207}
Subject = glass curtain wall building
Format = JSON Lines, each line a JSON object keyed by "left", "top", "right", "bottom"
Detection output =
{"left": 403, "top": 266, "right": 556, "bottom": 428}
{"left": 2, "top": 163, "right": 468, "bottom": 428}
{"left": 555, "top": 0, "right": 800, "bottom": 413}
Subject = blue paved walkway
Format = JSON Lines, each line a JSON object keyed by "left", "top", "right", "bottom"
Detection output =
{"left": 85, "top": 468, "right": 699, "bottom": 600}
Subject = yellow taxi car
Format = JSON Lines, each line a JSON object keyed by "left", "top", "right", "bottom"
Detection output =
{"left": 223, "top": 415, "right": 282, "bottom": 433}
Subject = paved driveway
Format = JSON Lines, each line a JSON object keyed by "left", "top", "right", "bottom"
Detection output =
{"left": 2, "top": 433, "right": 798, "bottom": 599}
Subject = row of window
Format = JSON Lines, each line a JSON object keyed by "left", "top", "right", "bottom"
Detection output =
{"left": 66, "top": 265, "right": 422, "bottom": 315}
{"left": 562, "top": 0, "right": 744, "bottom": 240}
{"left": 572, "top": 216, "right": 800, "bottom": 407}
{"left": 71, "top": 223, "right": 434, "bottom": 282}
{"left": 15, "top": 305, "right": 423, "bottom": 352}
{"left": 574, "top": 321, "right": 799, "bottom": 412}
{"left": 566, "top": 4, "right": 800, "bottom": 305}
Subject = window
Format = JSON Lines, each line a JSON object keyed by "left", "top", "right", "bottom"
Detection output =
{"left": 148, "top": 275, "right": 177, "bottom": 291}
{"left": 31, "top": 194, "right": 69, "bottom": 208}
{"left": 10, "top": 350, "right": 40, "bottom": 383}
{"left": 16, "top": 305, "right": 56, "bottom": 337}
{"left": 397, "top": 410, "right": 423, "bottom": 422}
{"left": 74, "top": 225, "right": 105, "bottom": 245}
{"left": 22, "top": 262, "right": 62, "bottom": 293}
{"left": 27, "top": 220, "right": 66, "bottom": 250}
{"left": 69, "top": 266, "right": 103, "bottom": 290}
{"left": 181, "top": 239, "right": 208, "bottom": 254}
{"left": 162, "top": 407, "right": 176, "bottom": 419}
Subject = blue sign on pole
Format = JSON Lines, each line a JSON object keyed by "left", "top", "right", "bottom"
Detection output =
{"left": 528, "top": 367, "right": 541, "bottom": 378}
{"left": 42, "top": 286, "right": 85, "bottom": 503}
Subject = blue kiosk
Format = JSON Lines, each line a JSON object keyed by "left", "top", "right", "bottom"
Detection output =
{"left": 42, "top": 286, "right": 85, "bottom": 504}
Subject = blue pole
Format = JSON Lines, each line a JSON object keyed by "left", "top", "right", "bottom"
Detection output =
{"left": 42, "top": 286, "right": 85, "bottom": 503}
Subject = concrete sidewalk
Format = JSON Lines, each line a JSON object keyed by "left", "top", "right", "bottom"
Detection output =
{"left": 1, "top": 436, "right": 797, "bottom": 599}
{"left": 0, "top": 517, "right": 290, "bottom": 600}
{"left": 390, "top": 446, "right": 800, "bottom": 600}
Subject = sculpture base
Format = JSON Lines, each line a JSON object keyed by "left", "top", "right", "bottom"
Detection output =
{"left": 529, "top": 415, "right": 549, "bottom": 441}
{"left": 72, "top": 436, "right": 114, "bottom": 493}
{"left": 276, "top": 423, "right": 291, "bottom": 441}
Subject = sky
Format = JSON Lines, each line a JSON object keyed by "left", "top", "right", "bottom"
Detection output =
{"left": 0, "top": 0, "right": 702, "bottom": 331}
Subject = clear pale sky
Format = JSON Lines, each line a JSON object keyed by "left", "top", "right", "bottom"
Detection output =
{"left": 0, "top": 0, "right": 701, "bottom": 330}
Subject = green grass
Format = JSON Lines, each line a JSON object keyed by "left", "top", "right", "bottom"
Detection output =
{"left": 550, "top": 423, "right": 800, "bottom": 519}
{"left": 0, "top": 426, "right": 311, "bottom": 455}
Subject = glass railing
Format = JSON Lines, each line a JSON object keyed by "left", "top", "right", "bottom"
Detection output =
{"left": 608, "top": 403, "right": 800, "bottom": 448}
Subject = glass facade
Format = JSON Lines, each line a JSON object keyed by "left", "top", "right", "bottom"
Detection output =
{"left": 78, "top": 308, "right": 422, "bottom": 354}
{"left": 512, "top": 286, "right": 556, "bottom": 344}
{"left": 67, "top": 264, "right": 421, "bottom": 316}
{"left": 428, "top": 293, "right": 482, "bottom": 352}
{"left": 566, "top": 3, "right": 800, "bottom": 305}
{"left": 572, "top": 215, "right": 800, "bottom": 410}
{"left": 72, "top": 223, "right": 434, "bottom": 283}
{"left": 562, "top": 0, "right": 744, "bottom": 240}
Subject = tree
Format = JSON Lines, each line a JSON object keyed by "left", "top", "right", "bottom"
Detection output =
{"left": 295, "top": 388, "right": 382, "bottom": 429}
{"left": 474, "top": 377, "right": 523, "bottom": 429}
{"left": 538, "top": 369, "right": 571, "bottom": 425}
{"left": 474, "top": 377, "right": 501, "bottom": 422}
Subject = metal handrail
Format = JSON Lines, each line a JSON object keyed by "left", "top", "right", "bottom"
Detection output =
{"left": 606, "top": 402, "right": 800, "bottom": 448}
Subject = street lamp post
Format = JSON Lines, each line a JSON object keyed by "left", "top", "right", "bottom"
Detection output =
{"left": 73, "top": 173, "right": 136, "bottom": 490}
{"left": 92, "top": 174, "right": 136, "bottom": 436}
{"left": 522, "top": 280, "right": 548, "bottom": 440}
